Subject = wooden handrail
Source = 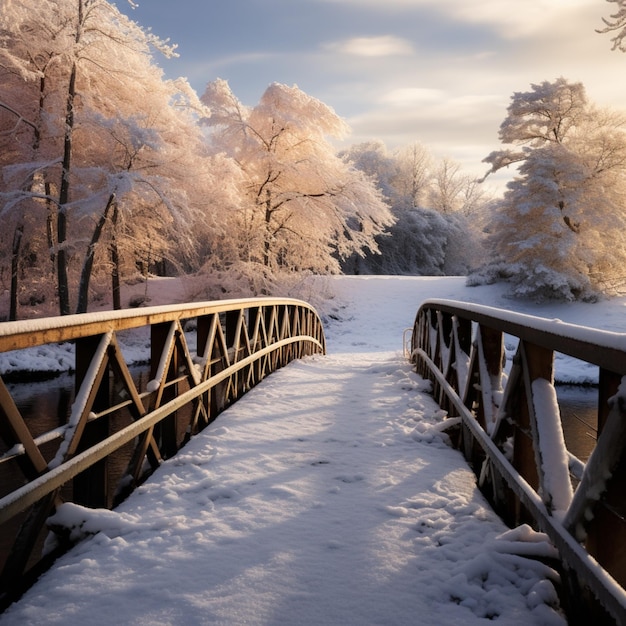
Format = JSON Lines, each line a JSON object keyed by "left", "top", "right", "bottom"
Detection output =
{"left": 0, "top": 297, "right": 325, "bottom": 608}
{"left": 0, "top": 297, "right": 318, "bottom": 351}
{"left": 410, "top": 299, "right": 626, "bottom": 625}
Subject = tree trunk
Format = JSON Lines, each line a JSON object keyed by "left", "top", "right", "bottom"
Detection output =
{"left": 110, "top": 202, "right": 121, "bottom": 311}
{"left": 75, "top": 194, "right": 116, "bottom": 314}
{"left": 263, "top": 189, "right": 272, "bottom": 267}
{"left": 58, "top": 0, "right": 85, "bottom": 315}
{"left": 57, "top": 59, "right": 78, "bottom": 315}
{"left": 45, "top": 182, "right": 56, "bottom": 267}
{"left": 9, "top": 223, "right": 24, "bottom": 321}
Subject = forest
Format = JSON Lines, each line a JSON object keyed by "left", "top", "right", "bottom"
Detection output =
{"left": 2, "top": 0, "right": 626, "bottom": 320}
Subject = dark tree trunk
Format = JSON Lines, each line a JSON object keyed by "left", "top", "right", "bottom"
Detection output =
{"left": 57, "top": 60, "right": 78, "bottom": 316}
{"left": 45, "top": 182, "right": 56, "bottom": 267}
{"left": 75, "top": 194, "right": 116, "bottom": 314}
{"left": 57, "top": 0, "right": 86, "bottom": 315}
{"left": 9, "top": 224, "right": 24, "bottom": 321}
{"left": 110, "top": 202, "right": 121, "bottom": 311}
{"left": 263, "top": 189, "right": 272, "bottom": 267}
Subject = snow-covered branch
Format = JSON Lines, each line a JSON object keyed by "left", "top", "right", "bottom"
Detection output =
{"left": 597, "top": 0, "right": 626, "bottom": 52}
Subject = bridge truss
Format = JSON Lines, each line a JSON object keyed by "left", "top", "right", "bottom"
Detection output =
{"left": 410, "top": 299, "right": 626, "bottom": 625}
{"left": 0, "top": 298, "right": 325, "bottom": 608}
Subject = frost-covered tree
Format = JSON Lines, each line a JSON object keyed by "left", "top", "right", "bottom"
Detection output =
{"left": 598, "top": 0, "right": 626, "bottom": 51}
{"left": 0, "top": 94, "right": 40, "bottom": 319}
{"left": 338, "top": 141, "right": 398, "bottom": 201}
{"left": 340, "top": 141, "right": 486, "bottom": 276}
{"left": 345, "top": 207, "right": 473, "bottom": 276}
{"left": 428, "top": 157, "right": 486, "bottom": 215}
{"left": 392, "top": 142, "right": 433, "bottom": 211}
{"left": 201, "top": 80, "right": 393, "bottom": 274}
{"left": 472, "top": 78, "right": 626, "bottom": 300}
{"left": 0, "top": 0, "right": 218, "bottom": 316}
{"left": 481, "top": 78, "right": 588, "bottom": 177}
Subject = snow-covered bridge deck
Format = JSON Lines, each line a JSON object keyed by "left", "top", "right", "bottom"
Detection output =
{"left": 6, "top": 333, "right": 560, "bottom": 625}
{"left": 0, "top": 278, "right": 567, "bottom": 625}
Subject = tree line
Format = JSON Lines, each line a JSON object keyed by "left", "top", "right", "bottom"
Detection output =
{"left": 2, "top": 0, "right": 626, "bottom": 320}
{"left": 0, "top": 0, "right": 394, "bottom": 319}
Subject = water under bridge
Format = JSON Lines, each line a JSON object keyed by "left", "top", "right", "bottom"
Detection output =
{"left": 0, "top": 278, "right": 625, "bottom": 625}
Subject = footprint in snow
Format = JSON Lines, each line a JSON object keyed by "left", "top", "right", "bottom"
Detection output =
{"left": 335, "top": 474, "right": 365, "bottom": 484}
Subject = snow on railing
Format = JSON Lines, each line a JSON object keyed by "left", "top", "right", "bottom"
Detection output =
{"left": 0, "top": 297, "right": 325, "bottom": 610}
{"left": 410, "top": 299, "right": 626, "bottom": 625}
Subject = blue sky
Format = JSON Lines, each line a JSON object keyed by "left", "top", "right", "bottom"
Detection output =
{"left": 119, "top": 0, "right": 626, "bottom": 183}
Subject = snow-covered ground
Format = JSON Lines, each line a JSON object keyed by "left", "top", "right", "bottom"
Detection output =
{"left": 2, "top": 276, "right": 625, "bottom": 625}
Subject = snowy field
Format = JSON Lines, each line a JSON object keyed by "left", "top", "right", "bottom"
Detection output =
{"left": 2, "top": 276, "right": 625, "bottom": 625}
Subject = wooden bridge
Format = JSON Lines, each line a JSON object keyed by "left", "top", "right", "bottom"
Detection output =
{"left": 411, "top": 300, "right": 626, "bottom": 625}
{"left": 0, "top": 295, "right": 626, "bottom": 624}
{"left": 0, "top": 298, "right": 325, "bottom": 610}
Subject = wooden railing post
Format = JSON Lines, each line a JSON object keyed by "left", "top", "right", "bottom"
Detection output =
{"left": 151, "top": 322, "right": 179, "bottom": 459}
{"left": 73, "top": 335, "right": 110, "bottom": 508}
{"left": 475, "top": 325, "right": 504, "bottom": 431}
{"left": 583, "top": 368, "right": 626, "bottom": 587}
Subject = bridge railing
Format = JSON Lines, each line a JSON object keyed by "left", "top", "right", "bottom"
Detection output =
{"left": 0, "top": 297, "right": 325, "bottom": 607}
{"left": 410, "top": 299, "right": 626, "bottom": 625}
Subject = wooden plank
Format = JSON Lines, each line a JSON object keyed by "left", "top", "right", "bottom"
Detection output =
{"left": 151, "top": 322, "right": 180, "bottom": 459}
{"left": 72, "top": 334, "right": 111, "bottom": 508}
{"left": 0, "top": 378, "right": 48, "bottom": 478}
{"left": 0, "top": 297, "right": 321, "bottom": 353}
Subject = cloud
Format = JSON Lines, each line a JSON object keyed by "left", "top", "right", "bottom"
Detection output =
{"left": 134, "top": 0, "right": 626, "bottom": 192}
{"left": 338, "top": 86, "right": 509, "bottom": 179}
{"left": 323, "top": 35, "right": 415, "bottom": 57}
{"left": 379, "top": 88, "right": 445, "bottom": 106}
{"left": 317, "top": 0, "right": 599, "bottom": 39}
{"left": 451, "top": 0, "right": 597, "bottom": 38}
{"left": 350, "top": 93, "right": 503, "bottom": 140}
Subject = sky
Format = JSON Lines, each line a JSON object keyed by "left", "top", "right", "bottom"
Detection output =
{"left": 117, "top": 0, "right": 626, "bottom": 185}
{"left": 8, "top": 274, "right": 626, "bottom": 625}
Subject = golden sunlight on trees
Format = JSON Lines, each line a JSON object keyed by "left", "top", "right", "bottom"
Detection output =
{"left": 472, "top": 78, "right": 626, "bottom": 301}
{"left": 10, "top": 2, "right": 626, "bottom": 318}
{"left": 0, "top": 1, "right": 392, "bottom": 316}
{"left": 0, "top": 0, "right": 223, "bottom": 316}
{"left": 200, "top": 79, "right": 393, "bottom": 277}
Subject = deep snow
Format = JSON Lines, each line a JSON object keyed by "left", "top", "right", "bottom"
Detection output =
{"left": 2, "top": 276, "right": 626, "bottom": 625}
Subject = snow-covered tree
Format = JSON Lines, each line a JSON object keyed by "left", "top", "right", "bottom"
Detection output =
{"left": 481, "top": 78, "right": 588, "bottom": 178}
{"left": 598, "top": 0, "right": 626, "bottom": 51}
{"left": 472, "top": 78, "right": 626, "bottom": 300}
{"left": 0, "top": 93, "right": 41, "bottom": 320}
{"left": 428, "top": 157, "right": 486, "bottom": 215}
{"left": 344, "top": 207, "right": 473, "bottom": 276}
{"left": 340, "top": 140, "right": 486, "bottom": 276}
{"left": 392, "top": 142, "right": 433, "bottom": 211}
{"left": 338, "top": 141, "right": 398, "bottom": 201}
{"left": 0, "top": 0, "right": 220, "bottom": 316}
{"left": 201, "top": 80, "right": 393, "bottom": 275}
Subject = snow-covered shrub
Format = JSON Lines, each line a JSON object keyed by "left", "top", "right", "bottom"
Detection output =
{"left": 467, "top": 261, "right": 598, "bottom": 302}
{"left": 343, "top": 207, "right": 482, "bottom": 276}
